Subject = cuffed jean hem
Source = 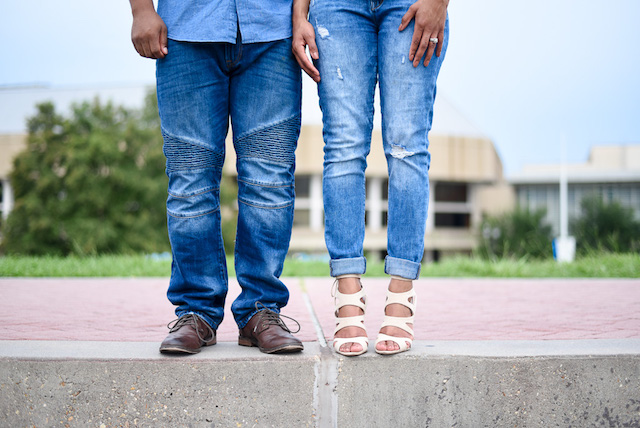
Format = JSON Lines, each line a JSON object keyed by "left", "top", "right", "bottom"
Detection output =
{"left": 176, "top": 310, "right": 220, "bottom": 331}
{"left": 384, "top": 256, "right": 421, "bottom": 280}
{"left": 329, "top": 257, "right": 367, "bottom": 277}
{"left": 235, "top": 304, "right": 281, "bottom": 329}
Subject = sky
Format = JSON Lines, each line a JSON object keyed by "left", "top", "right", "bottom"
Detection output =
{"left": 1, "top": 0, "right": 639, "bottom": 176}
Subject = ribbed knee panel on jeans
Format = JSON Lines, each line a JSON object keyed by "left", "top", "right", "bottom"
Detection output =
{"left": 163, "top": 133, "right": 224, "bottom": 173}
{"left": 234, "top": 115, "right": 300, "bottom": 165}
{"left": 234, "top": 116, "right": 299, "bottom": 209}
{"left": 163, "top": 133, "right": 224, "bottom": 218}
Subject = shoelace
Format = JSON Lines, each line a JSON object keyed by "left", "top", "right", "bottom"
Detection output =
{"left": 254, "top": 302, "right": 301, "bottom": 334}
{"left": 167, "top": 313, "right": 214, "bottom": 343}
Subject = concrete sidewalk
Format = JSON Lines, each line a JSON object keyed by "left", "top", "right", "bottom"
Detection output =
{"left": 1, "top": 277, "right": 640, "bottom": 427}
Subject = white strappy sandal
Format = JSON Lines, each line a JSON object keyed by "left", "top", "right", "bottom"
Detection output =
{"left": 375, "top": 287, "right": 416, "bottom": 355}
{"left": 332, "top": 275, "right": 368, "bottom": 357}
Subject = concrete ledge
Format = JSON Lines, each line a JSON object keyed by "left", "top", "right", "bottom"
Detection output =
{"left": 1, "top": 340, "right": 639, "bottom": 427}
{"left": 0, "top": 342, "right": 322, "bottom": 427}
{"left": 336, "top": 340, "right": 640, "bottom": 427}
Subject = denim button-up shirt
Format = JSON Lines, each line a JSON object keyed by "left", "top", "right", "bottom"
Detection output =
{"left": 158, "top": 0, "right": 293, "bottom": 44}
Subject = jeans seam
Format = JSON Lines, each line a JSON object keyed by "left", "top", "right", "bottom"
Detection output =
{"left": 233, "top": 113, "right": 301, "bottom": 144}
{"left": 236, "top": 178, "right": 292, "bottom": 189}
{"left": 167, "top": 206, "right": 220, "bottom": 219}
{"left": 161, "top": 128, "right": 221, "bottom": 153}
{"left": 235, "top": 155, "right": 293, "bottom": 166}
{"left": 168, "top": 187, "right": 219, "bottom": 199}
{"left": 237, "top": 199, "right": 293, "bottom": 210}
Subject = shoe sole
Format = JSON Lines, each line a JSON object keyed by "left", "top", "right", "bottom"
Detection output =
{"left": 159, "top": 339, "right": 217, "bottom": 355}
{"left": 238, "top": 336, "right": 303, "bottom": 354}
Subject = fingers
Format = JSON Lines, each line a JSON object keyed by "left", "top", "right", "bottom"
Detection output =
{"left": 408, "top": 26, "right": 422, "bottom": 63}
{"left": 399, "top": 4, "right": 416, "bottom": 32}
{"left": 402, "top": 0, "right": 448, "bottom": 67}
{"left": 294, "top": 47, "right": 320, "bottom": 82}
{"left": 307, "top": 34, "right": 319, "bottom": 60}
{"left": 131, "top": 12, "right": 167, "bottom": 59}
{"left": 305, "top": 35, "right": 321, "bottom": 81}
{"left": 133, "top": 38, "right": 151, "bottom": 59}
{"left": 159, "top": 24, "right": 168, "bottom": 57}
{"left": 292, "top": 32, "right": 320, "bottom": 82}
{"left": 423, "top": 36, "right": 436, "bottom": 67}
{"left": 435, "top": 28, "right": 444, "bottom": 57}
{"left": 412, "top": 32, "right": 430, "bottom": 67}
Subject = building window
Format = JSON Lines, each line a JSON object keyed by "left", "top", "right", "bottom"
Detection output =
{"left": 295, "top": 175, "right": 311, "bottom": 198}
{"left": 434, "top": 213, "right": 470, "bottom": 228}
{"left": 435, "top": 182, "right": 468, "bottom": 202}
{"left": 382, "top": 178, "right": 389, "bottom": 201}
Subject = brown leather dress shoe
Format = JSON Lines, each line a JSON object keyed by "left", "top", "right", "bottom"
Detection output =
{"left": 238, "top": 304, "right": 303, "bottom": 354}
{"left": 159, "top": 313, "right": 216, "bottom": 354}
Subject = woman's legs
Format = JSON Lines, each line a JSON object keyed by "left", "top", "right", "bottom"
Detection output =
{"left": 377, "top": 3, "right": 449, "bottom": 351}
{"left": 311, "top": 0, "right": 378, "bottom": 354}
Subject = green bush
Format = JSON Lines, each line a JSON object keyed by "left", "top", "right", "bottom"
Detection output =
{"left": 571, "top": 194, "right": 640, "bottom": 255}
{"left": 3, "top": 93, "right": 169, "bottom": 255}
{"left": 219, "top": 174, "right": 238, "bottom": 255}
{"left": 477, "top": 207, "right": 554, "bottom": 260}
{"left": 3, "top": 92, "right": 241, "bottom": 256}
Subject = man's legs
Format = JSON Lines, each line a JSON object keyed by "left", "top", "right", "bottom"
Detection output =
{"left": 156, "top": 39, "right": 230, "bottom": 352}
{"left": 228, "top": 38, "right": 303, "bottom": 332}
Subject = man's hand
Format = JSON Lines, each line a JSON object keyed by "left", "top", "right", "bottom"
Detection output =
{"left": 399, "top": 0, "right": 448, "bottom": 68}
{"left": 292, "top": 0, "right": 320, "bottom": 82}
{"left": 130, "top": 1, "right": 168, "bottom": 59}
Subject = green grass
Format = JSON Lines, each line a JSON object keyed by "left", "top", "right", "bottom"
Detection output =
{"left": 0, "top": 253, "right": 638, "bottom": 278}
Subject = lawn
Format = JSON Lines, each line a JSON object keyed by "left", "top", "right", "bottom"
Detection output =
{"left": 0, "top": 253, "right": 638, "bottom": 278}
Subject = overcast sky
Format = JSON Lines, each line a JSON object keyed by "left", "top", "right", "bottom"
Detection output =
{"left": 1, "top": 0, "right": 639, "bottom": 176}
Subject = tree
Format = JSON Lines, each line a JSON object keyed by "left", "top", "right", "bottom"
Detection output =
{"left": 571, "top": 194, "right": 640, "bottom": 254}
{"left": 477, "top": 207, "right": 554, "bottom": 260}
{"left": 3, "top": 93, "right": 169, "bottom": 255}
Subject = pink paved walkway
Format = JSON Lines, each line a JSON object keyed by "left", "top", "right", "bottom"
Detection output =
{"left": 1, "top": 278, "right": 639, "bottom": 342}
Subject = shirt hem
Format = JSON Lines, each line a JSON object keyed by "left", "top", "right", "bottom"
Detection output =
{"left": 167, "top": 32, "right": 292, "bottom": 45}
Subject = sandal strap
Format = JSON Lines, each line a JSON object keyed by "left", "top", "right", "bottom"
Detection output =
{"left": 334, "top": 315, "right": 366, "bottom": 335}
{"left": 384, "top": 289, "right": 416, "bottom": 314}
{"left": 378, "top": 288, "right": 416, "bottom": 339}
{"left": 334, "top": 288, "right": 366, "bottom": 313}
{"left": 336, "top": 274, "right": 361, "bottom": 279}
{"left": 332, "top": 279, "right": 367, "bottom": 337}
{"left": 375, "top": 333, "right": 412, "bottom": 353}
{"left": 333, "top": 336, "right": 369, "bottom": 356}
{"left": 379, "top": 315, "right": 414, "bottom": 336}
{"left": 332, "top": 279, "right": 366, "bottom": 314}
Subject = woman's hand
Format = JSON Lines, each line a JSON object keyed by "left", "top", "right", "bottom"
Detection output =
{"left": 292, "top": 0, "right": 320, "bottom": 82}
{"left": 399, "top": 0, "right": 448, "bottom": 68}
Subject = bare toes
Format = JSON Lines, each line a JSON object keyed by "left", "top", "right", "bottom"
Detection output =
{"left": 341, "top": 342, "right": 362, "bottom": 353}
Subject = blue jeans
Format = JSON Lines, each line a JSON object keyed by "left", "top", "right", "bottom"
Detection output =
{"left": 310, "top": 0, "right": 448, "bottom": 280}
{"left": 156, "top": 37, "right": 302, "bottom": 329}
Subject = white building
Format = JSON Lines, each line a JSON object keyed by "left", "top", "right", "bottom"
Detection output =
{"left": 510, "top": 144, "right": 640, "bottom": 235}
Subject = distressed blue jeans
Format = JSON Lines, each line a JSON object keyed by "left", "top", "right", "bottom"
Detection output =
{"left": 156, "top": 36, "right": 302, "bottom": 329}
{"left": 310, "top": 0, "right": 448, "bottom": 280}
